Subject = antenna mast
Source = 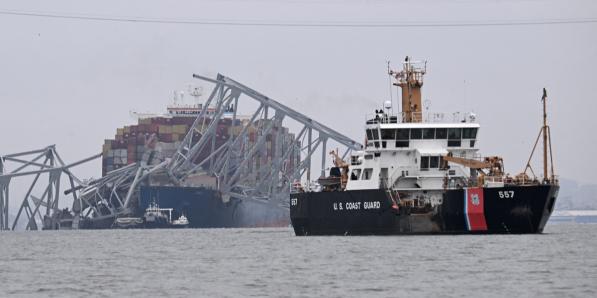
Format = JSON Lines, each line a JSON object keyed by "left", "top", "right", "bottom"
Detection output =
{"left": 389, "top": 56, "right": 427, "bottom": 123}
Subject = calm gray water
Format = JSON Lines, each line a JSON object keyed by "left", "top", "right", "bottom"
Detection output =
{"left": 1, "top": 224, "right": 596, "bottom": 297}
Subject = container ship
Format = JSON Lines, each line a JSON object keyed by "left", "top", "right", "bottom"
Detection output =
{"left": 81, "top": 89, "right": 294, "bottom": 229}
{"left": 290, "top": 57, "right": 559, "bottom": 235}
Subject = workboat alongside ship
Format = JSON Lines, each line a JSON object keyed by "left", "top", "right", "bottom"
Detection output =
{"left": 290, "top": 57, "right": 559, "bottom": 235}
{"left": 112, "top": 201, "right": 173, "bottom": 229}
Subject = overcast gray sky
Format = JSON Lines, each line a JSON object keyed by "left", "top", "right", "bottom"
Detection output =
{"left": 1, "top": 0, "right": 596, "bottom": 189}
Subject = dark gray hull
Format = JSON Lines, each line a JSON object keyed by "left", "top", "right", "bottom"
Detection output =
{"left": 140, "top": 186, "right": 290, "bottom": 228}
{"left": 290, "top": 184, "right": 559, "bottom": 235}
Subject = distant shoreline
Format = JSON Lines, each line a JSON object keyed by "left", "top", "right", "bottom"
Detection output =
{"left": 550, "top": 210, "right": 597, "bottom": 224}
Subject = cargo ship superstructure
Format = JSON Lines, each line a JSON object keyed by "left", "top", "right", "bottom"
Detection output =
{"left": 290, "top": 57, "right": 559, "bottom": 235}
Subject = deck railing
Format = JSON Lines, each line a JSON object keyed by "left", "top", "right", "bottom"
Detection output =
{"left": 366, "top": 111, "right": 477, "bottom": 124}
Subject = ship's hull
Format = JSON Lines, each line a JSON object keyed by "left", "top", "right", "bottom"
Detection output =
{"left": 290, "top": 185, "right": 559, "bottom": 235}
{"left": 79, "top": 215, "right": 117, "bottom": 229}
{"left": 139, "top": 186, "right": 290, "bottom": 228}
{"left": 78, "top": 186, "right": 290, "bottom": 229}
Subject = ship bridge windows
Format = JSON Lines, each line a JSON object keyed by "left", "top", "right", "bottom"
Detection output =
{"left": 373, "top": 127, "right": 476, "bottom": 148}
{"left": 366, "top": 129, "right": 379, "bottom": 140}
{"left": 435, "top": 128, "right": 447, "bottom": 139}
{"left": 396, "top": 129, "right": 410, "bottom": 147}
{"left": 463, "top": 128, "right": 478, "bottom": 139}
{"left": 351, "top": 168, "right": 362, "bottom": 180}
{"left": 396, "top": 129, "right": 409, "bottom": 140}
{"left": 448, "top": 128, "right": 461, "bottom": 139}
{"left": 410, "top": 128, "right": 422, "bottom": 139}
{"left": 381, "top": 129, "right": 396, "bottom": 140}
{"left": 423, "top": 128, "right": 435, "bottom": 139}
{"left": 446, "top": 128, "right": 478, "bottom": 147}
{"left": 448, "top": 128, "right": 462, "bottom": 147}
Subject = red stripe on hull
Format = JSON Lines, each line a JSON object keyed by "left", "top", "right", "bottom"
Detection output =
{"left": 466, "top": 187, "right": 488, "bottom": 231}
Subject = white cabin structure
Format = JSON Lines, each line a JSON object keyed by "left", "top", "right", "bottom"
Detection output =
{"left": 346, "top": 111, "right": 480, "bottom": 193}
{"left": 336, "top": 57, "right": 490, "bottom": 206}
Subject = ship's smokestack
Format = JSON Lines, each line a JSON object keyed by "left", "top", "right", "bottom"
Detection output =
{"left": 389, "top": 56, "right": 427, "bottom": 123}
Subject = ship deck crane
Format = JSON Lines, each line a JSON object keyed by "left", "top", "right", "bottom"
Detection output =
{"left": 442, "top": 154, "right": 504, "bottom": 178}
{"left": 330, "top": 150, "right": 349, "bottom": 168}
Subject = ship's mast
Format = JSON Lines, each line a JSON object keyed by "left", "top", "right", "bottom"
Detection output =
{"left": 523, "top": 88, "right": 555, "bottom": 184}
{"left": 389, "top": 56, "right": 427, "bottom": 123}
{"left": 542, "top": 88, "right": 548, "bottom": 181}
{"left": 541, "top": 88, "right": 556, "bottom": 183}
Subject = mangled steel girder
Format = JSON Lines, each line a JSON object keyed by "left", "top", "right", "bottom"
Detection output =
{"left": 166, "top": 73, "right": 362, "bottom": 199}
{"left": 0, "top": 146, "right": 100, "bottom": 230}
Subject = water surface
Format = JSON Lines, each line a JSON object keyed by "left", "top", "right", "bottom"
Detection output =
{"left": 1, "top": 224, "right": 595, "bottom": 297}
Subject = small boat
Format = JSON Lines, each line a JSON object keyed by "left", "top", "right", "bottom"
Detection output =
{"left": 143, "top": 201, "right": 171, "bottom": 228}
{"left": 171, "top": 214, "right": 190, "bottom": 228}
{"left": 113, "top": 217, "right": 144, "bottom": 229}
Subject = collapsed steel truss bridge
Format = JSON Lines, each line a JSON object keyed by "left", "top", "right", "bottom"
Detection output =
{"left": 0, "top": 74, "right": 361, "bottom": 230}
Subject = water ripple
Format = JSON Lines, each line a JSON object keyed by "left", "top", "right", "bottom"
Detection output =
{"left": 0, "top": 224, "right": 595, "bottom": 297}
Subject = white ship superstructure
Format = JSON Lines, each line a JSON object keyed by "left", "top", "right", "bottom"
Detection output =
{"left": 341, "top": 58, "right": 484, "bottom": 206}
{"left": 347, "top": 112, "right": 480, "bottom": 192}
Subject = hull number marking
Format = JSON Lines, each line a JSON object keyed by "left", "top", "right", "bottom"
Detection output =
{"left": 291, "top": 198, "right": 298, "bottom": 206}
{"left": 498, "top": 191, "right": 515, "bottom": 199}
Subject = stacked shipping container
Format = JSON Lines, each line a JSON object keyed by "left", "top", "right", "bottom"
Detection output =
{"left": 102, "top": 115, "right": 300, "bottom": 184}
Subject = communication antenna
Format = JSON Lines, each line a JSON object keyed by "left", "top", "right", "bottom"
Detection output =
{"left": 387, "top": 60, "right": 394, "bottom": 114}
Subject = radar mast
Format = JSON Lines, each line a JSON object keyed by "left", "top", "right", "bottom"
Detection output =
{"left": 389, "top": 56, "right": 427, "bottom": 123}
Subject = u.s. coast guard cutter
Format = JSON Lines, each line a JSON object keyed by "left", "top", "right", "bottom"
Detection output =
{"left": 290, "top": 57, "right": 559, "bottom": 235}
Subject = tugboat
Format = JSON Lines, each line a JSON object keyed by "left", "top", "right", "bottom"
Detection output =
{"left": 171, "top": 214, "right": 190, "bottom": 228}
{"left": 290, "top": 57, "right": 559, "bottom": 235}
{"left": 143, "top": 201, "right": 172, "bottom": 229}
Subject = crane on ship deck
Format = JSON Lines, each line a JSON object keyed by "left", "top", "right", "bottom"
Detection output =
{"left": 442, "top": 153, "right": 504, "bottom": 186}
